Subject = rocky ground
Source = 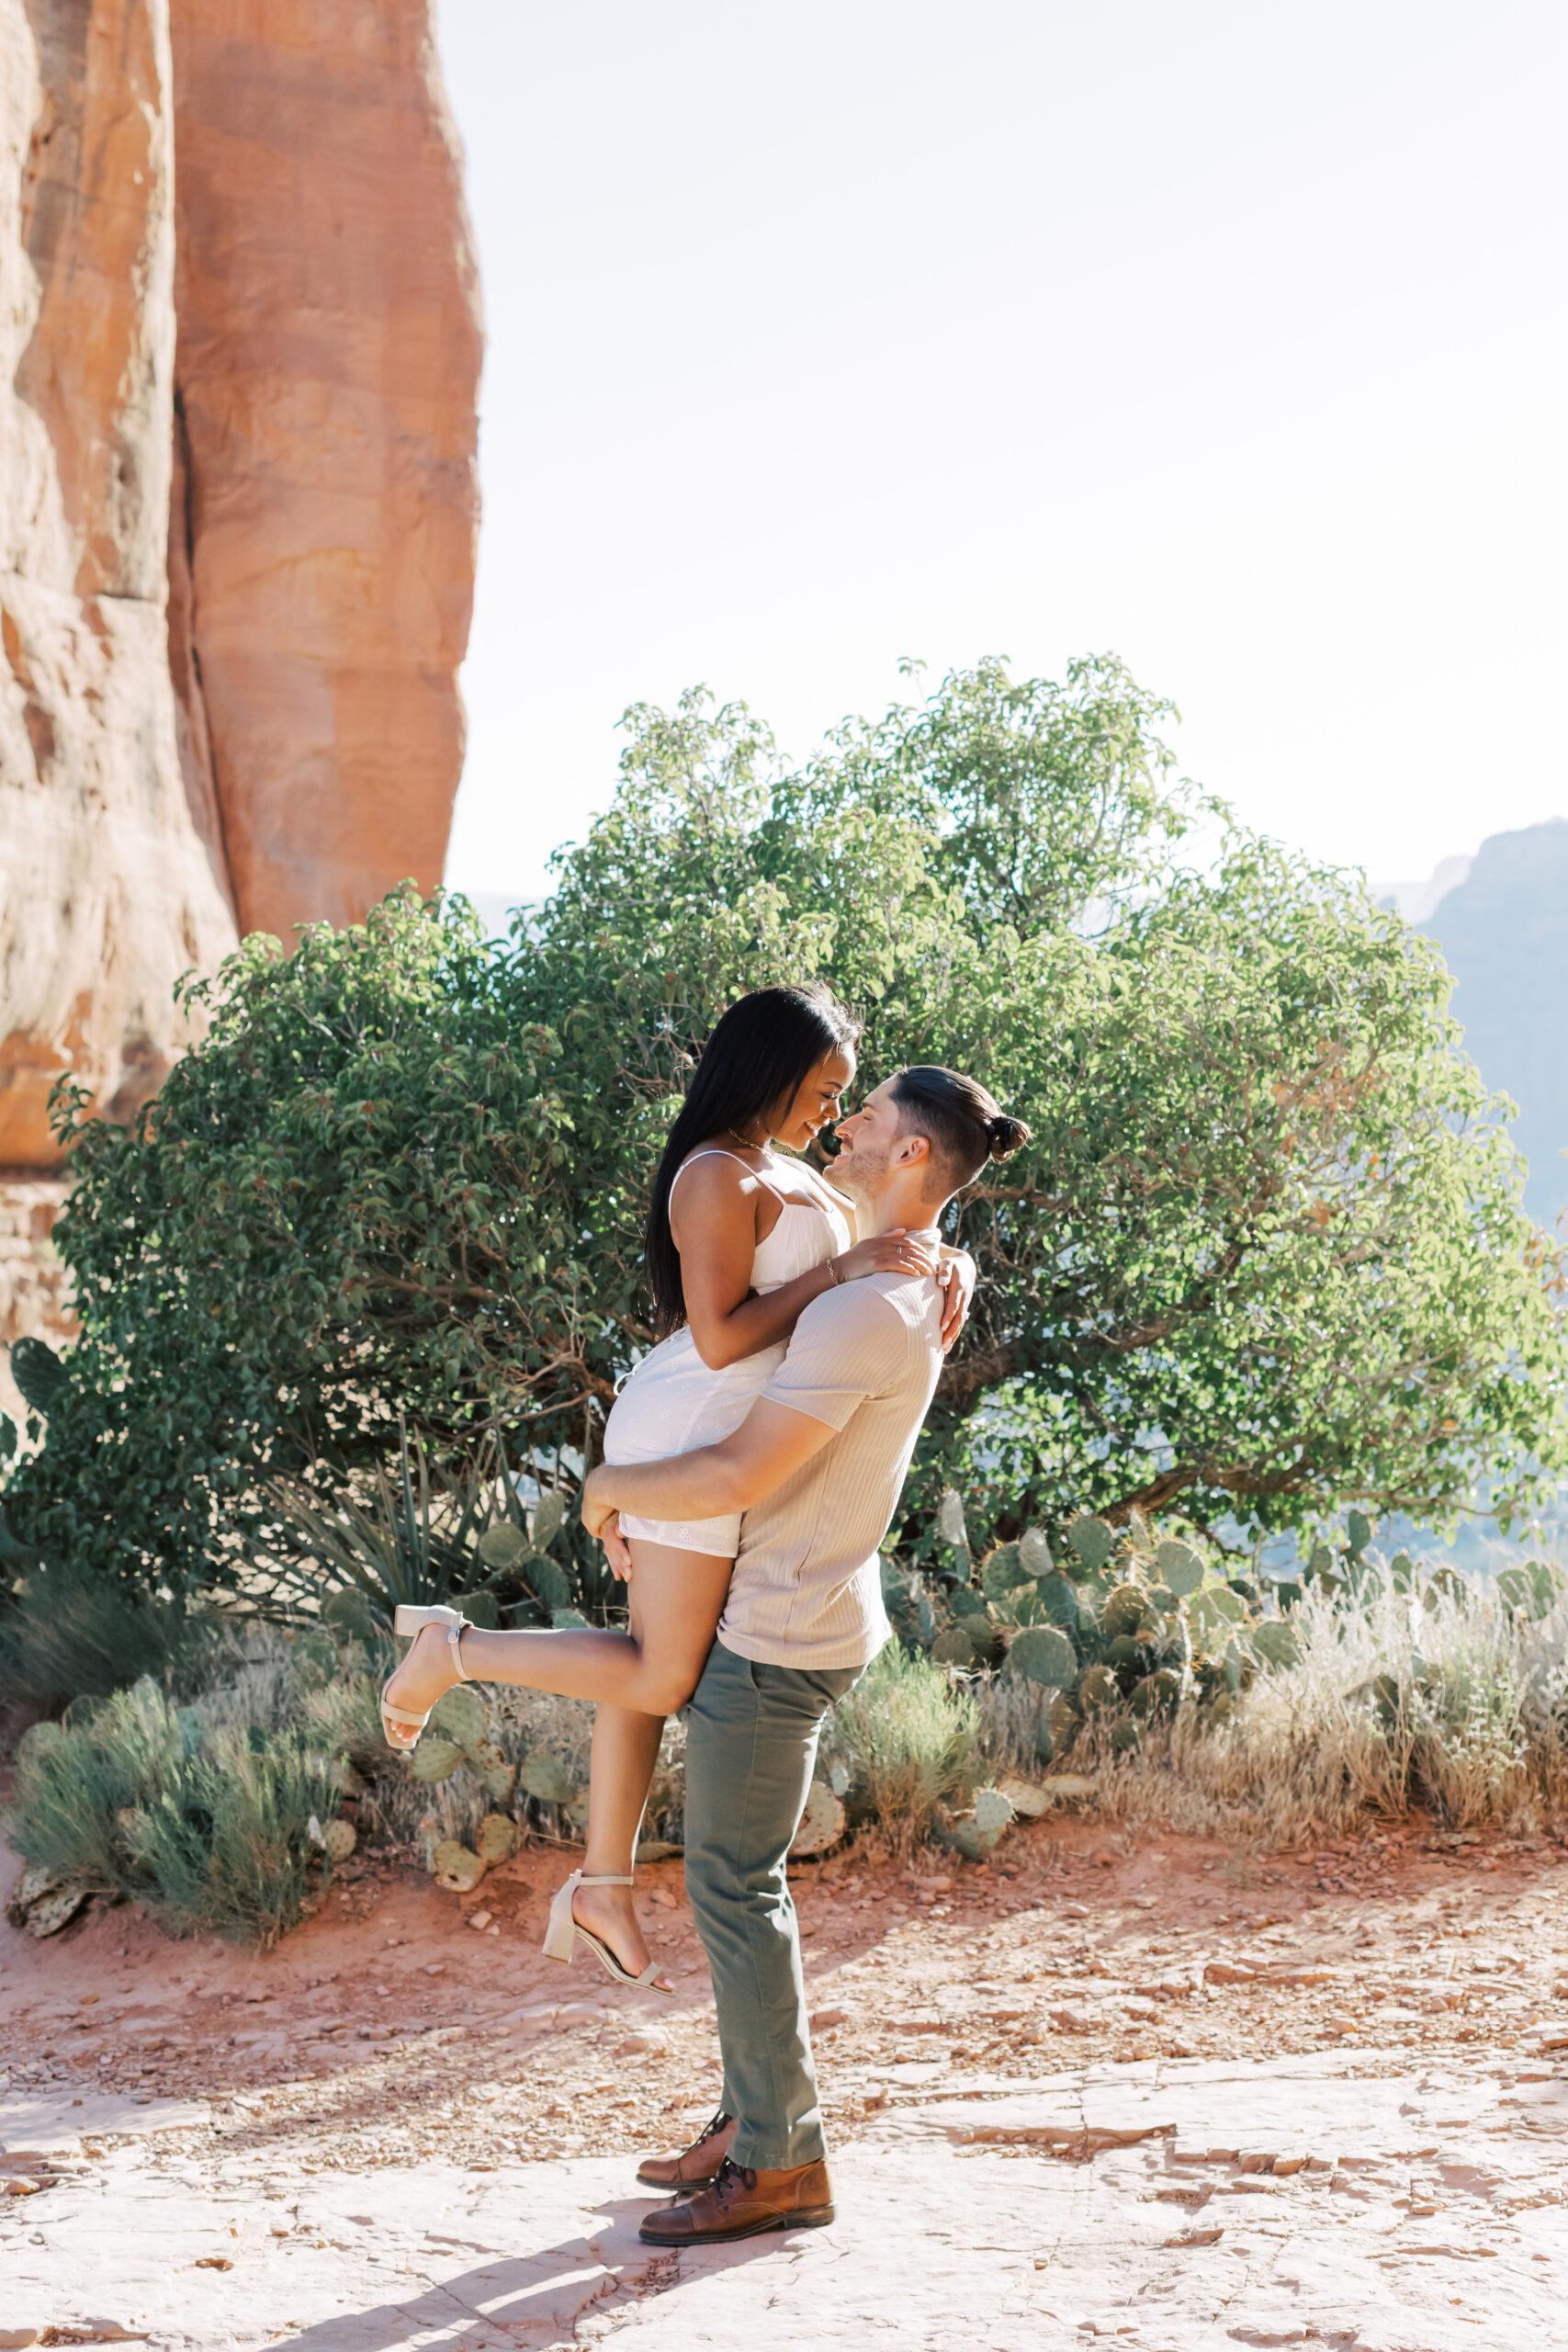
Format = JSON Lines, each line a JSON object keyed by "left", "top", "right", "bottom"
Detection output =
{"left": 4, "top": 1814, "right": 1568, "bottom": 2347}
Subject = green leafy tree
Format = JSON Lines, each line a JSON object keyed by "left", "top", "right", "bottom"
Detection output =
{"left": 7, "top": 658, "right": 1564, "bottom": 1592}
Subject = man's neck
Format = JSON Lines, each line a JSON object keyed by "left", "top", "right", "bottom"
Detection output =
{"left": 855, "top": 1179, "right": 945, "bottom": 1238}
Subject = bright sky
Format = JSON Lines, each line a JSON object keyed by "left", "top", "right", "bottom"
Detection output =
{"left": 437, "top": 0, "right": 1566, "bottom": 906}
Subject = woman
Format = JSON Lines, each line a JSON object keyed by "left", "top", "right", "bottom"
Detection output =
{"left": 378, "top": 984, "right": 976, "bottom": 1991}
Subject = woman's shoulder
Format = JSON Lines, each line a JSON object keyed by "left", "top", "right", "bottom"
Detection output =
{"left": 668, "top": 1141, "right": 772, "bottom": 1205}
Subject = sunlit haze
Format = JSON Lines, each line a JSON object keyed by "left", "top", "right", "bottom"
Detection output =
{"left": 437, "top": 0, "right": 1565, "bottom": 906}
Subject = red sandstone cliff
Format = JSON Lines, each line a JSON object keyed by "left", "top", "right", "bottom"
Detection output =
{"left": 1, "top": 0, "right": 481, "bottom": 1407}
{"left": 2, "top": 0, "right": 480, "bottom": 1171}
{"left": 2, "top": 0, "right": 240, "bottom": 1171}
{"left": 168, "top": 0, "right": 482, "bottom": 939}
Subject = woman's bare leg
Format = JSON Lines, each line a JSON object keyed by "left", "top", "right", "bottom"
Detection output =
{"left": 380, "top": 1541, "right": 733, "bottom": 1978}
{"left": 574, "top": 1704, "right": 669, "bottom": 1984}
{"left": 381, "top": 1541, "right": 733, "bottom": 1730}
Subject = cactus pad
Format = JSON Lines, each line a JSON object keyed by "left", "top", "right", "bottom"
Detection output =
{"left": 1077, "top": 1663, "right": 1120, "bottom": 1713}
{"left": 321, "top": 1817, "right": 356, "bottom": 1862}
{"left": 973, "top": 1786, "right": 1014, "bottom": 1838}
{"left": 789, "top": 1781, "right": 846, "bottom": 1857}
{"left": 1154, "top": 1538, "right": 1204, "bottom": 1596}
{"left": 1249, "top": 1621, "right": 1299, "bottom": 1668}
{"left": 532, "top": 1489, "right": 569, "bottom": 1549}
{"left": 429, "top": 1685, "right": 487, "bottom": 1749}
{"left": 527, "top": 1557, "right": 570, "bottom": 1613}
{"left": 433, "top": 1838, "right": 485, "bottom": 1893}
{"left": 1019, "top": 1525, "right": 1054, "bottom": 1577}
{"left": 478, "top": 1521, "right": 529, "bottom": 1569}
{"left": 1009, "top": 1625, "right": 1077, "bottom": 1688}
{"left": 409, "top": 1736, "right": 465, "bottom": 1784}
{"left": 1103, "top": 1582, "right": 1146, "bottom": 1637}
{"left": 477, "top": 1812, "right": 518, "bottom": 1867}
{"left": 981, "top": 1544, "right": 1028, "bottom": 1600}
{"left": 1130, "top": 1668, "right": 1179, "bottom": 1717}
{"left": 1066, "top": 1514, "right": 1116, "bottom": 1573}
{"left": 931, "top": 1623, "right": 986, "bottom": 1667}
{"left": 517, "top": 1747, "right": 577, "bottom": 1804}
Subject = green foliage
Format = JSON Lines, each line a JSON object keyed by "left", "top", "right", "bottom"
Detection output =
{"left": 10, "top": 1337, "right": 67, "bottom": 1419}
{"left": 6, "top": 1676, "right": 343, "bottom": 1948}
{"left": 6, "top": 655, "right": 1563, "bottom": 1590}
{"left": 254, "top": 1428, "right": 584, "bottom": 1629}
{"left": 0, "top": 1565, "right": 207, "bottom": 1715}
{"left": 834, "top": 1642, "right": 980, "bottom": 1853}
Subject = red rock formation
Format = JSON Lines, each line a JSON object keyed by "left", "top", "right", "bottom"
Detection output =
{"left": 168, "top": 0, "right": 482, "bottom": 938}
{"left": 1, "top": 0, "right": 239, "bottom": 1171}
{"left": 1, "top": 0, "right": 481, "bottom": 1193}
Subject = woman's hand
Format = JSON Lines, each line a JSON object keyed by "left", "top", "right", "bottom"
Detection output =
{"left": 829, "top": 1227, "right": 938, "bottom": 1287}
{"left": 936, "top": 1249, "right": 977, "bottom": 1351}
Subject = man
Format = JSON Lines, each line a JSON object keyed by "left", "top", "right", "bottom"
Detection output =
{"left": 581, "top": 1064, "right": 1030, "bottom": 2246}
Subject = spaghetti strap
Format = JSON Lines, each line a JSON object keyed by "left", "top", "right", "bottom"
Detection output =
{"left": 669, "top": 1148, "right": 786, "bottom": 1205}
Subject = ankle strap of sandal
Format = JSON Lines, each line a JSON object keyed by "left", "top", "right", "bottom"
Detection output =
{"left": 448, "top": 1618, "right": 472, "bottom": 1682}
{"left": 576, "top": 1872, "right": 635, "bottom": 1886}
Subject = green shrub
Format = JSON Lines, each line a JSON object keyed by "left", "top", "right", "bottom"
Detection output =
{"left": 0, "top": 1564, "right": 209, "bottom": 1718}
{"left": 121, "top": 1726, "right": 342, "bottom": 1950}
{"left": 6, "top": 1658, "right": 343, "bottom": 1948}
{"left": 833, "top": 1644, "right": 979, "bottom": 1853}
{"left": 9, "top": 661, "right": 1561, "bottom": 1599}
{"left": 7, "top": 1681, "right": 190, "bottom": 1894}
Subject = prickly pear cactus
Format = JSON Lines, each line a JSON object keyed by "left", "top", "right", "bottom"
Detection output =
{"left": 321, "top": 1818, "right": 356, "bottom": 1864}
{"left": 516, "top": 1747, "right": 577, "bottom": 1805}
{"left": 891, "top": 1498, "right": 1314, "bottom": 1770}
{"left": 408, "top": 1686, "right": 517, "bottom": 1803}
{"left": 1065, "top": 1515, "right": 1116, "bottom": 1575}
{"left": 973, "top": 1786, "right": 1014, "bottom": 1842}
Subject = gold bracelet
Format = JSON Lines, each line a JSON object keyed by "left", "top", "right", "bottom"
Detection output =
{"left": 825, "top": 1254, "right": 842, "bottom": 1287}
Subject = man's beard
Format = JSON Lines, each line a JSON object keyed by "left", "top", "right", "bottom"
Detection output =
{"left": 837, "top": 1137, "right": 890, "bottom": 1205}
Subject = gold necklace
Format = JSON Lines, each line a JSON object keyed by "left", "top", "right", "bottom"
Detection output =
{"left": 727, "top": 1126, "right": 767, "bottom": 1154}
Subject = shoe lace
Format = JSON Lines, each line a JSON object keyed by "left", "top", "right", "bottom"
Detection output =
{"left": 693, "top": 2109, "right": 733, "bottom": 2151}
{"left": 713, "top": 2157, "right": 758, "bottom": 2207}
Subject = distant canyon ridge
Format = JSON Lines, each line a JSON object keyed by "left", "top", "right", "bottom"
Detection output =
{"left": 1, "top": 0, "right": 480, "bottom": 1410}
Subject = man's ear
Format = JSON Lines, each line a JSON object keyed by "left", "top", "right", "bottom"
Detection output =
{"left": 893, "top": 1127, "right": 931, "bottom": 1173}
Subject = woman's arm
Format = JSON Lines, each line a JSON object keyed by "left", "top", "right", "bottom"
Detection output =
{"left": 671, "top": 1157, "right": 935, "bottom": 1370}
{"left": 936, "top": 1244, "right": 977, "bottom": 1351}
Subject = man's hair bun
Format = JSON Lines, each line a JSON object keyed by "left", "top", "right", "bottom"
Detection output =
{"left": 986, "top": 1113, "right": 1032, "bottom": 1161}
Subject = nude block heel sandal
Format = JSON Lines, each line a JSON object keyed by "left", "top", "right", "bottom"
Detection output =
{"left": 542, "top": 1870, "right": 675, "bottom": 1995}
{"left": 379, "top": 1602, "right": 474, "bottom": 1752}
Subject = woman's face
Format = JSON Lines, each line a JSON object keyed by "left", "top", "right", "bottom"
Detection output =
{"left": 768, "top": 1046, "right": 856, "bottom": 1150}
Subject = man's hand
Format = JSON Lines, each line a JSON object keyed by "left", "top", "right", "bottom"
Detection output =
{"left": 599, "top": 1509, "right": 632, "bottom": 1581}
{"left": 937, "top": 1249, "right": 977, "bottom": 1351}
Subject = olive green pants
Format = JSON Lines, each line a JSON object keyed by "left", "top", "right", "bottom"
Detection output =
{"left": 682, "top": 1640, "right": 860, "bottom": 2172}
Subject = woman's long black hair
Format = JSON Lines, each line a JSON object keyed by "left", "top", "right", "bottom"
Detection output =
{"left": 645, "top": 984, "right": 861, "bottom": 1337}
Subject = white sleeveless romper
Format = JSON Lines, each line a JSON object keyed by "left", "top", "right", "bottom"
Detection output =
{"left": 602, "top": 1149, "right": 852, "bottom": 1557}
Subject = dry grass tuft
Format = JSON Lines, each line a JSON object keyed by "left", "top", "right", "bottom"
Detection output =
{"left": 1055, "top": 1566, "right": 1568, "bottom": 1845}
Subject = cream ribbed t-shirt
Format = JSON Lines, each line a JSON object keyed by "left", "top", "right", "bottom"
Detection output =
{"left": 716, "top": 1247, "right": 945, "bottom": 1671}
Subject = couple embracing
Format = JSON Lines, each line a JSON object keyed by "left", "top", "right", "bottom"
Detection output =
{"left": 380, "top": 984, "right": 1028, "bottom": 2245}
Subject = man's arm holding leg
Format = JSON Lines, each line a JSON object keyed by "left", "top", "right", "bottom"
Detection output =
{"left": 581, "top": 1397, "right": 833, "bottom": 1546}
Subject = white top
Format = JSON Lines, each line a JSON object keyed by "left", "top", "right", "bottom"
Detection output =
{"left": 667, "top": 1147, "right": 852, "bottom": 1294}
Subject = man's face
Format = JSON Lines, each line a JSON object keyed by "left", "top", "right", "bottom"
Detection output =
{"left": 832, "top": 1078, "right": 915, "bottom": 1201}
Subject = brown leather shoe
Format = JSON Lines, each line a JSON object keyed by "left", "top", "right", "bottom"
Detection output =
{"left": 638, "top": 2155, "right": 834, "bottom": 2245}
{"left": 635, "top": 2109, "right": 738, "bottom": 2189}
